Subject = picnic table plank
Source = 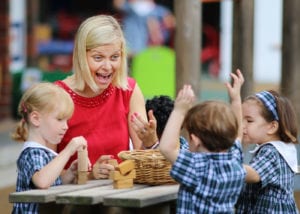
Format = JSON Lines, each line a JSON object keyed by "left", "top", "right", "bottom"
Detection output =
{"left": 56, "top": 183, "right": 146, "bottom": 205}
{"left": 103, "top": 184, "right": 179, "bottom": 208}
{"left": 9, "top": 179, "right": 111, "bottom": 203}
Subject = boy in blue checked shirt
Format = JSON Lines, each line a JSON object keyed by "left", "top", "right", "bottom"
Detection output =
{"left": 159, "top": 82, "right": 246, "bottom": 213}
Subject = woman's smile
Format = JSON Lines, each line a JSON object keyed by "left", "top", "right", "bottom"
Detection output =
{"left": 95, "top": 72, "right": 113, "bottom": 85}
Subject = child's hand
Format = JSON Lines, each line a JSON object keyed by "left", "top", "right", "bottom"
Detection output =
{"left": 174, "top": 84, "right": 195, "bottom": 114}
{"left": 66, "top": 136, "right": 87, "bottom": 155}
{"left": 64, "top": 160, "right": 78, "bottom": 184}
{"left": 225, "top": 69, "right": 244, "bottom": 141}
{"left": 225, "top": 69, "right": 244, "bottom": 102}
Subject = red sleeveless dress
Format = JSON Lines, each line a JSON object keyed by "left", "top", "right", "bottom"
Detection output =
{"left": 55, "top": 77, "right": 136, "bottom": 168}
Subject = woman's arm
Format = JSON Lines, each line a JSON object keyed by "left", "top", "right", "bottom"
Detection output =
{"left": 128, "top": 83, "right": 148, "bottom": 149}
{"left": 130, "top": 109, "right": 159, "bottom": 149}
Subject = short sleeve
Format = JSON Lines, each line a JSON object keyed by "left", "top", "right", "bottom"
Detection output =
{"left": 230, "top": 140, "right": 244, "bottom": 164}
{"left": 17, "top": 148, "right": 61, "bottom": 189}
{"left": 250, "top": 145, "right": 279, "bottom": 188}
{"left": 171, "top": 150, "right": 205, "bottom": 189}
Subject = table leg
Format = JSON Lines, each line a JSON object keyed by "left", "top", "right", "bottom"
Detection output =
{"left": 59, "top": 201, "right": 176, "bottom": 214}
{"left": 39, "top": 202, "right": 65, "bottom": 214}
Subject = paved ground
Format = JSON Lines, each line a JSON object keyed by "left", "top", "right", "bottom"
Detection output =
{"left": 0, "top": 118, "right": 21, "bottom": 213}
{"left": 0, "top": 119, "right": 22, "bottom": 188}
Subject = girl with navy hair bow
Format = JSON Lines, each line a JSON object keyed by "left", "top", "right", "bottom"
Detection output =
{"left": 227, "top": 70, "right": 299, "bottom": 214}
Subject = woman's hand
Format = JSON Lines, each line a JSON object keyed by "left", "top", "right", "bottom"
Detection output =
{"left": 92, "top": 155, "right": 116, "bottom": 179}
{"left": 131, "top": 110, "right": 159, "bottom": 148}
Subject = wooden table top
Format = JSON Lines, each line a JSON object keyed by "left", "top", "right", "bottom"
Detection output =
{"left": 9, "top": 179, "right": 179, "bottom": 208}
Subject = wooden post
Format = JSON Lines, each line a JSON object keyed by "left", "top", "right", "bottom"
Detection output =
{"left": 77, "top": 147, "right": 88, "bottom": 184}
{"left": 174, "top": 0, "right": 201, "bottom": 100}
{"left": 232, "top": 0, "right": 254, "bottom": 98}
{"left": 0, "top": 0, "right": 10, "bottom": 118}
{"left": 26, "top": 0, "right": 40, "bottom": 67}
{"left": 281, "top": 0, "right": 300, "bottom": 128}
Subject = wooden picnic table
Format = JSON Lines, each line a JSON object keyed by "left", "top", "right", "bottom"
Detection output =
{"left": 9, "top": 179, "right": 179, "bottom": 214}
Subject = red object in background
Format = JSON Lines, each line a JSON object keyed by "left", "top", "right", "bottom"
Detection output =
{"left": 201, "top": 24, "right": 220, "bottom": 77}
{"left": 56, "top": 11, "right": 81, "bottom": 40}
{"left": 51, "top": 54, "right": 72, "bottom": 72}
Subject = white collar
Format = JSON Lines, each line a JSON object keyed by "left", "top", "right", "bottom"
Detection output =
{"left": 22, "top": 141, "right": 58, "bottom": 156}
{"left": 250, "top": 141, "right": 298, "bottom": 173}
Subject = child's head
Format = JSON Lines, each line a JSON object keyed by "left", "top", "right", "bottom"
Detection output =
{"left": 183, "top": 100, "right": 238, "bottom": 152}
{"left": 146, "top": 95, "right": 174, "bottom": 139}
{"left": 11, "top": 82, "right": 74, "bottom": 142}
{"left": 243, "top": 90, "right": 298, "bottom": 144}
{"left": 73, "top": 15, "right": 128, "bottom": 92}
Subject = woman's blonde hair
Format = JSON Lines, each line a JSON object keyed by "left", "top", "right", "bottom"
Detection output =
{"left": 11, "top": 82, "right": 74, "bottom": 142}
{"left": 73, "top": 15, "right": 128, "bottom": 92}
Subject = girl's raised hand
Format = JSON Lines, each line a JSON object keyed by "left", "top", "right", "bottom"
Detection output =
{"left": 225, "top": 69, "right": 244, "bottom": 141}
{"left": 225, "top": 69, "right": 244, "bottom": 102}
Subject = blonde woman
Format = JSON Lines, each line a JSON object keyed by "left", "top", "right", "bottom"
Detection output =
{"left": 55, "top": 15, "right": 152, "bottom": 179}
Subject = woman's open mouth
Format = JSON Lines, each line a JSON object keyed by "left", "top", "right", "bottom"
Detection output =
{"left": 95, "top": 73, "right": 113, "bottom": 84}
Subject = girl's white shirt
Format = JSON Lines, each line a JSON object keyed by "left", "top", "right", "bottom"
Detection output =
{"left": 250, "top": 141, "right": 298, "bottom": 173}
{"left": 21, "top": 141, "right": 58, "bottom": 157}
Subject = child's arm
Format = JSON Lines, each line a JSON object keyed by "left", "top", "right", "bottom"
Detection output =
{"left": 32, "top": 136, "right": 87, "bottom": 189}
{"left": 225, "top": 69, "right": 244, "bottom": 141}
{"left": 243, "top": 164, "right": 260, "bottom": 183}
{"left": 159, "top": 85, "right": 195, "bottom": 163}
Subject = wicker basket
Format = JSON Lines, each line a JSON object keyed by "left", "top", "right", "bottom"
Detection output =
{"left": 118, "top": 149, "right": 177, "bottom": 185}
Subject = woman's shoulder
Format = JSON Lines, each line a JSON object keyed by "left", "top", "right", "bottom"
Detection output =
{"left": 127, "top": 77, "right": 136, "bottom": 89}
{"left": 54, "top": 76, "right": 73, "bottom": 90}
{"left": 118, "top": 77, "right": 136, "bottom": 100}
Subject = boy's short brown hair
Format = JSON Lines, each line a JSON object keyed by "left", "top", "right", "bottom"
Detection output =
{"left": 183, "top": 100, "right": 238, "bottom": 152}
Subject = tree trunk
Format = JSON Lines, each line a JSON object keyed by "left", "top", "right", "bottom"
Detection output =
{"left": 26, "top": 0, "right": 40, "bottom": 67}
{"left": 281, "top": 0, "right": 300, "bottom": 128}
{"left": 232, "top": 0, "right": 254, "bottom": 99}
{"left": 174, "top": 0, "right": 201, "bottom": 99}
{"left": 0, "top": 0, "right": 11, "bottom": 119}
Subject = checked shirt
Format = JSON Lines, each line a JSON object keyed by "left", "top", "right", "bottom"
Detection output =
{"left": 171, "top": 140, "right": 246, "bottom": 214}
{"left": 12, "top": 142, "right": 62, "bottom": 214}
{"left": 236, "top": 143, "right": 298, "bottom": 214}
